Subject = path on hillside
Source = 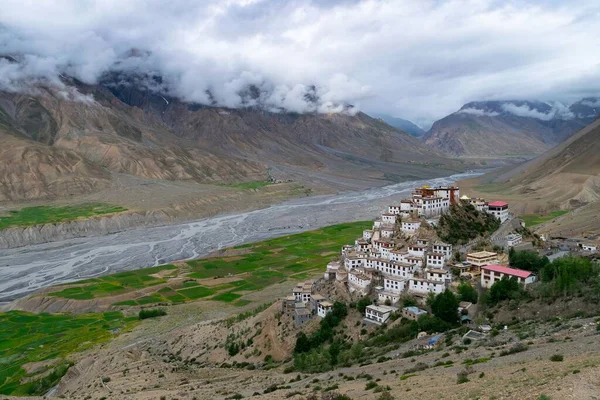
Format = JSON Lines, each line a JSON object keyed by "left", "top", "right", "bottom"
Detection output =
{"left": 0, "top": 172, "right": 482, "bottom": 301}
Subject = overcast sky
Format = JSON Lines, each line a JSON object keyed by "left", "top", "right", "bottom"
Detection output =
{"left": 1, "top": 0, "right": 599, "bottom": 127}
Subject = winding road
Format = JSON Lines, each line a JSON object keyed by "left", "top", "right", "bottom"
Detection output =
{"left": 0, "top": 172, "right": 481, "bottom": 301}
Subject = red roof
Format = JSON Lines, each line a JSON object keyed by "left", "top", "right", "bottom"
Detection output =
{"left": 488, "top": 201, "right": 508, "bottom": 207}
{"left": 482, "top": 264, "right": 532, "bottom": 278}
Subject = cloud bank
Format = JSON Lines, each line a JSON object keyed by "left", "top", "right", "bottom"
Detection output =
{"left": 0, "top": 0, "right": 599, "bottom": 121}
{"left": 501, "top": 102, "right": 574, "bottom": 121}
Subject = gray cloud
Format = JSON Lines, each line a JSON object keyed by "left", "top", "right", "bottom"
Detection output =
{"left": 500, "top": 102, "right": 574, "bottom": 121}
{"left": 457, "top": 108, "right": 500, "bottom": 117}
{"left": 0, "top": 0, "right": 599, "bottom": 122}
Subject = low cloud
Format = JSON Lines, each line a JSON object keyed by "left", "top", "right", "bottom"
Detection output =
{"left": 501, "top": 102, "right": 574, "bottom": 121}
{"left": 457, "top": 108, "right": 500, "bottom": 117}
{"left": 0, "top": 0, "right": 599, "bottom": 120}
{"left": 582, "top": 98, "right": 600, "bottom": 108}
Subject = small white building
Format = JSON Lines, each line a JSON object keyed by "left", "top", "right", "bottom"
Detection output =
{"left": 405, "top": 256, "right": 423, "bottom": 268}
{"left": 401, "top": 219, "right": 422, "bottom": 235}
{"left": 426, "top": 268, "right": 451, "bottom": 283}
{"left": 381, "top": 227, "right": 395, "bottom": 239}
{"left": 383, "top": 276, "right": 406, "bottom": 293}
{"left": 317, "top": 300, "right": 334, "bottom": 318}
{"left": 362, "top": 230, "right": 373, "bottom": 241}
{"left": 480, "top": 264, "right": 536, "bottom": 289}
{"left": 432, "top": 242, "right": 453, "bottom": 260}
{"left": 381, "top": 213, "right": 397, "bottom": 225}
{"left": 348, "top": 271, "right": 372, "bottom": 295}
{"left": 506, "top": 233, "right": 522, "bottom": 247}
{"left": 408, "top": 244, "right": 427, "bottom": 257}
{"left": 408, "top": 277, "right": 445, "bottom": 295}
{"left": 426, "top": 252, "right": 445, "bottom": 267}
{"left": 488, "top": 201, "right": 509, "bottom": 223}
{"left": 345, "top": 256, "right": 366, "bottom": 270}
{"left": 324, "top": 261, "right": 340, "bottom": 280}
{"left": 389, "top": 250, "right": 408, "bottom": 262}
{"left": 387, "top": 205, "right": 401, "bottom": 215}
{"left": 378, "top": 291, "right": 401, "bottom": 304}
{"left": 364, "top": 304, "right": 398, "bottom": 325}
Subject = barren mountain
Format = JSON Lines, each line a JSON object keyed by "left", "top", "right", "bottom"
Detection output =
{"left": 458, "top": 117, "right": 600, "bottom": 234}
{"left": 424, "top": 99, "right": 599, "bottom": 158}
{"left": 0, "top": 78, "right": 462, "bottom": 203}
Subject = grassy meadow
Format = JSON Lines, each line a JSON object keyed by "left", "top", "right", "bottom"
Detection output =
{"left": 47, "top": 221, "right": 371, "bottom": 307}
{"left": 520, "top": 210, "right": 569, "bottom": 227}
{"left": 220, "top": 181, "right": 273, "bottom": 190}
{"left": 0, "top": 203, "right": 127, "bottom": 230}
{"left": 0, "top": 311, "right": 136, "bottom": 396}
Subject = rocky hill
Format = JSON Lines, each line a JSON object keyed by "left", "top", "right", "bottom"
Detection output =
{"left": 458, "top": 116, "right": 600, "bottom": 234}
{"left": 424, "top": 99, "right": 599, "bottom": 158}
{"left": 495, "top": 117, "right": 600, "bottom": 208}
{"left": 0, "top": 78, "right": 463, "bottom": 203}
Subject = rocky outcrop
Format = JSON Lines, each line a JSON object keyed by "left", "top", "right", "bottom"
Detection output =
{"left": 0, "top": 211, "right": 171, "bottom": 249}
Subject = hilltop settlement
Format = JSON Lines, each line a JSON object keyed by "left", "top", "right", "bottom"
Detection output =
{"left": 285, "top": 184, "right": 596, "bottom": 329}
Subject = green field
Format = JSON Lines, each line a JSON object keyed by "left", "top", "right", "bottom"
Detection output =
{"left": 0, "top": 203, "right": 127, "bottom": 230}
{"left": 47, "top": 221, "right": 371, "bottom": 306}
{"left": 0, "top": 311, "right": 136, "bottom": 396}
{"left": 520, "top": 210, "right": 569, "bottom": 227}
{"left": 48, "top": 265, "right": 178, "bottom": 300}
{"left": 220, "top": 181, "right": 273, "bottom": 190}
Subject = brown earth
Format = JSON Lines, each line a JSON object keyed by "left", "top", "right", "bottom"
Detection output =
{"left": 19, "top": 290, "right": 600, "bottom": 400}
{"left": 456, "top": 118, "right": 600, "bottom": 235}
{"left": 0, "top": 78, "right": 466, "bottom": 206}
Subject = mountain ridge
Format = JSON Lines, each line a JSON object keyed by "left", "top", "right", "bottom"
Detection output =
{"left": 424, "top": 98, "right": 599, "bottom": 158}
{"left": 0, "top": 78, "right": 464, "bottom": 203}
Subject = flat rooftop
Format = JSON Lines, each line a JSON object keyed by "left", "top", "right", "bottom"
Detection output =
{"left": 467, "top": 251, "right": 498, "bottom": 258}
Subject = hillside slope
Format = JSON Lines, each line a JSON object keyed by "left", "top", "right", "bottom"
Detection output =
{"left": 0, "top": 80, "right": 463, "bottom": 202}
{"left": 497, "top": 117, "right": 600, "bottom": 205}
{"left": 425, "top": 100, "right": 598, "bottom": 158}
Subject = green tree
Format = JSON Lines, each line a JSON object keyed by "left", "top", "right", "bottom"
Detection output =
{"left": 540, "top": 256, "right": 596, "bottom": 297}
{"left": 430, "top": 290, "right": 460, "bottom": 325}
{"left": 457, "top": 282, "right": 478, "bottom": 304}
{"left": 487, "top": 276, "right": 522, "bottom": 306}
{"left": 294, "top": 332, "right": 311, "bottom": 354}
{"left": 357, "top": 297, "right": 372, "bottom": 314}
{"left": 509, "top": 250, "right": 549, "bottom": 273}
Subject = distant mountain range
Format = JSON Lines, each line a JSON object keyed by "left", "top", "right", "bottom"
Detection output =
{"left": 369, "top": 113, "right": 426, "bottom": 138}
{"left": 423, "top": 98, "right": 600, "bottom": 158}
{"left": 0, "top": 75, "right": 462, "bottom": 202}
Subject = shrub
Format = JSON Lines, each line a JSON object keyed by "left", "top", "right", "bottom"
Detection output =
{"left": 365, "top": 381, "right": 378, "bottom": 390}
{"left": 101, "top": 377, "right": 111, "bottom": 383}
{"left": 499, "top": 343, "right": 528, "bottom": 357}
{"left": 139, "top": 308, "right": 167, "bottom": 319}
{"left": 550, "top": 354, "right": 564, "bottom": 362}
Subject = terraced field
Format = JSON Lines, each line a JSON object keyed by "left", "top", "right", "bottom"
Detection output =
{"left": 45, "top": 221, "right": 371, "bottom": 308}
{"left": 0, "top": 311, "right": 136, "bottom": 396}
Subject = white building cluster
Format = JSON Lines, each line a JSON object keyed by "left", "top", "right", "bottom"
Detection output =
{"left": 282, "top": 279, "right": 334, "bottom": 327}
{"left": 386, "top": 185, "right": 460, "bottom": 219}
{"left": 324, "top": 185, "right": 458, "bottom": 306}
